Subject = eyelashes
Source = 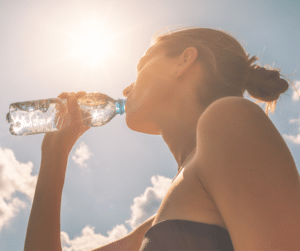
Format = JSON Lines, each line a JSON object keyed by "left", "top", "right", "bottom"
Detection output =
{"left": 136, "top": 62, "right": 142, "bottom": 75}
{"left": 135, "top": 56, "right": 148, "bottom": 75}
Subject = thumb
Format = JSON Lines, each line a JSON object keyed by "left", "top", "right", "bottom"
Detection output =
{"left": 64, "top": 94, "right": 83, "bottom": 129}
{"left": 67, "top": 95, "right": 79, "bottom": 114}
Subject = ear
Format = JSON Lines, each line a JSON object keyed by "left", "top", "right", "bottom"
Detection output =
{"left": 175, "top": 47, "right": 198, "bottom": 79}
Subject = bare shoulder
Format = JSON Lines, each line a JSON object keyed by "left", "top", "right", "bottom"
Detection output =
{"left": 195, "top": 96, "right": 299, "bottom": 192}
{"left": 194, "top": 96, "right": 300, "bottom": 250}
{"left": 198, "top": 96, "right": 261, "bottom": 121}
{"left": 196, "top": 96, "right": 284, "bottom": 148}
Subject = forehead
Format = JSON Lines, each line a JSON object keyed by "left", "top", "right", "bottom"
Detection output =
{"left": 143, "top": 43, "right": 165, "bottom": 57}
{"left": 136, "top": 44, "right": 165, "bottom": 70}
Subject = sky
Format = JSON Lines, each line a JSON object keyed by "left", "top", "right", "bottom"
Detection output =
{"left": 0, "top": 0, "right": 300, "bottom": 250}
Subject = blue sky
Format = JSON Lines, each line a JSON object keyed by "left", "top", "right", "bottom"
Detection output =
{"left": 0, "top": 0, "right": 300, "bottom": 250}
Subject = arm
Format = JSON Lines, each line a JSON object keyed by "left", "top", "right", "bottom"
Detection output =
{"left": 92, "top": 214, "right": 156, "bottom": 251}
{"left": 24, "top": 91, "right": 155, "bottom": 251}
{"left": 195, "top": 97, "right": 300, "bottom": 250}
{"left": 24, "top": 92, "right": 90, "bottom": 250}
{"left": 24, "top": 149, "right": 68, "bottom": 251}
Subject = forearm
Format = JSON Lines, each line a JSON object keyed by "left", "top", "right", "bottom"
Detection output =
{"left": 25, "top": 92, "right": 90, "bottom": 250}
{"left": 24, "top": 150, "right": 68, "bottom": 251}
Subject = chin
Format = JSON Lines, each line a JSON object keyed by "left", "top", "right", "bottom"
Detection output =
{"left": 125, "top": 101, "right": 161, "bottom": 135}
{"left": 125, "top": 115, "right": 161, "bottom": 135}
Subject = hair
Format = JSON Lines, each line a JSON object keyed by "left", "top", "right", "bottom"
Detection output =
{"left": 151, "top": 27, "right": 292, "bottom": 116}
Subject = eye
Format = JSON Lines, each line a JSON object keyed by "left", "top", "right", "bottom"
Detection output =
{"left": 136, "top": 62, "right": 142, "bottom": 75}
{"left": 135, "top": 65, "right": 142, "bottom": 76}
{"left": 135, "top": 67, "right": 140, "bottom": 76}
{"left": 135, "top": 56, "right": 148, "bottom": 75}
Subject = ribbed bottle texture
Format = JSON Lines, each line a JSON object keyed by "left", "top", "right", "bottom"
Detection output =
{"left": 6, "top": 93, "right": 126, "bottom": 136}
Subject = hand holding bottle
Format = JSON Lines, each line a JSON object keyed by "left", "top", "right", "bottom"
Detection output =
{"left": 7, "top": 92, "right": 126, "bottom": 136}
{"left": 24, "top": 91, "right": 90, "bottom": 251}
{"left": 24, "top": 91, "right": 127, "bottom": 250}
{"left": 41, "top": 91, "right": 90, "bottom": 156}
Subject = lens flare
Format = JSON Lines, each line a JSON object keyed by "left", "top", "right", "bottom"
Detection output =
{"left": 68, "top": 15, "right": 117, "bottom": 70}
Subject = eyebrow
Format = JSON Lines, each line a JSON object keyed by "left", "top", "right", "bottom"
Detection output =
{"left": 136, "top": 56, "right": 148, "bottom": 72}
{"left": 135, "top": 45, "right": 157, "bottom": 73}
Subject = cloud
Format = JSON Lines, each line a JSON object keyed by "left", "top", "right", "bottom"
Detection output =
{"left": 60, "top": 174, "right": 172, "bottom": 250}
{"left": 283, "top": 80, "right": 300, "bottom": 144}
{"left": 125, "top": 175, "right": 172, "bottom": 230}
{"left": 283, "top": 117, "right": 300, "bottom": 144}
{"left": 71, "top": 142, "right": 93, "bottom": 167}
{"left": 292, "top": 81, "right": 300, "bottom": 102}
{"left": 61, "top": 224, "right": 129, "bottom": 251}
{"left": 283, "top": 134, "right": 300, "bottom": 144}
{"left": 0, "top": 145, "right": 37, "bottom": 232}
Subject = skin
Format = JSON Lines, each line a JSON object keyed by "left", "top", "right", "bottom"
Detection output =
{"left": 24, "top": 92, "right": 90, "bottom": 250}
{"left": 122, "top": 42, "right": 300, "bottom": 249}
{"left": 24, "top": 41, "right": 300, "bottom": 250}
{"left": 23, "top": 44, "right": 218, "bottom": 250}
{"left": 123, "top": 43, "right": 207, "bottom": 170}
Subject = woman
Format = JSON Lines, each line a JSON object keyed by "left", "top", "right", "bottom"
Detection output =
{"left": 24, "top": 28, "right": 300, "bottom": 250}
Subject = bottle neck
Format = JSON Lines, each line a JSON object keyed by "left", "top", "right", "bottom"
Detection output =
{"left": 115, "top": 99, "right": 126, "bottom": 115}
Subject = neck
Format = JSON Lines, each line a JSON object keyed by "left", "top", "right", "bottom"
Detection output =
{"left": 161, "top": 124, "right": 197, "bottom": 171}
{"left": 158, "top": 98, "right": 205, "bottom": 171}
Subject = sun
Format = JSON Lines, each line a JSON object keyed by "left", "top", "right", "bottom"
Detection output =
{"left": 68, "top": 15, "right": 117, "bottom": 70}
{"left": 76, "top": 29, "right": 113, "bottom": 69}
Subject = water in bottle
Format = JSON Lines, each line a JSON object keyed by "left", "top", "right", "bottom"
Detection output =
{"left": 6, "top": 93, "right": 126, "bottom": 136}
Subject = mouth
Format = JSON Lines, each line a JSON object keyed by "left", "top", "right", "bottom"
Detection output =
{"left": 126, "top": 91, "right": 133, "bottom": 101}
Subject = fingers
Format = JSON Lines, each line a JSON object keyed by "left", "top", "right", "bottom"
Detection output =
{"left": 44, "top": 92, "right": 90, "bottom": 155}
{"left": 55, "top": 91, "right": 91, "bottom": 131}
{"left": 57, "top": 92, "right": 87, "bottom": 114}
{"left": 76, "top": 91, "right": 87, "bottom": 98}
{"left": 58, "top": 92, "right": 69, "bottom": 99}
{"left": 58, "top": 91, "right": 87, "bottom": 99}
{"left": 66, "top": 94, "right": 80, "bottom": 115}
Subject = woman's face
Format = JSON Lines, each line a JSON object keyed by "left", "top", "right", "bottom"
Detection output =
{"left": 123, "top": 43, "right": 179, "bottom": 134}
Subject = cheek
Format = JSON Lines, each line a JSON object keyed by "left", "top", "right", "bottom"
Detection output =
{"left": 130, "top": 59, "right": 175, "bottom": 113}
{"left": 139, "top": 66, "right": 172, "bottom": 96}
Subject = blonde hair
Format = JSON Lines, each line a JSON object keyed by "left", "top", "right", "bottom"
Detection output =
{"left": 152, "top": 27, "right": 292, "bottom": 116}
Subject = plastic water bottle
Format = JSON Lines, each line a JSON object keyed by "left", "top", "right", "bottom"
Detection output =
{"left": 6, "top": 93, "right": 126, "bottom": 136}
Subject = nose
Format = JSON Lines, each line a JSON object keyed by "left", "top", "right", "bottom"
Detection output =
{"left": 123, "top": 83, "right": 134, "bottom": 97}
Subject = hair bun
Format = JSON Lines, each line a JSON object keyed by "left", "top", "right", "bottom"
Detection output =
{"left": 245, "top": 64, "right": 289, "bottom": 102}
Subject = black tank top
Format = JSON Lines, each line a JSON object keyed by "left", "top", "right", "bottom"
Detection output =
{"left": 139, "top": 219, "right": 234, "bottom": 250}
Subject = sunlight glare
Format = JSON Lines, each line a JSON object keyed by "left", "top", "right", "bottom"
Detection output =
{"left": 69, "top": 15, "right": 116, "bottom": 70}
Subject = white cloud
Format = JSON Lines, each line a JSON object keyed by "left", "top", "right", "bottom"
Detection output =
{"left": 292, "top": 81, "right": 300, "bottom": 102}
{"left": 61, "top": 224, "right": 129, "bottom": 251}
{"left": 283, "top": 116, "right": 300, "bottom": 144}
{"left": 283, "top": 134, "right": 300, "bottom": 144}
{"left": 60, "top": 174, "right": 172, "bottom": 250}
{"left": 0, "top": 145, "right": 37, "bottom": 232}
{"left": 71, "top": 142, "right": 93, "bottom": 168}
{"left": 125, "top": 175, "right": 172, "bottom": 230}
{"left": 283, "top": 80, "right": 300, "bottom": 144}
